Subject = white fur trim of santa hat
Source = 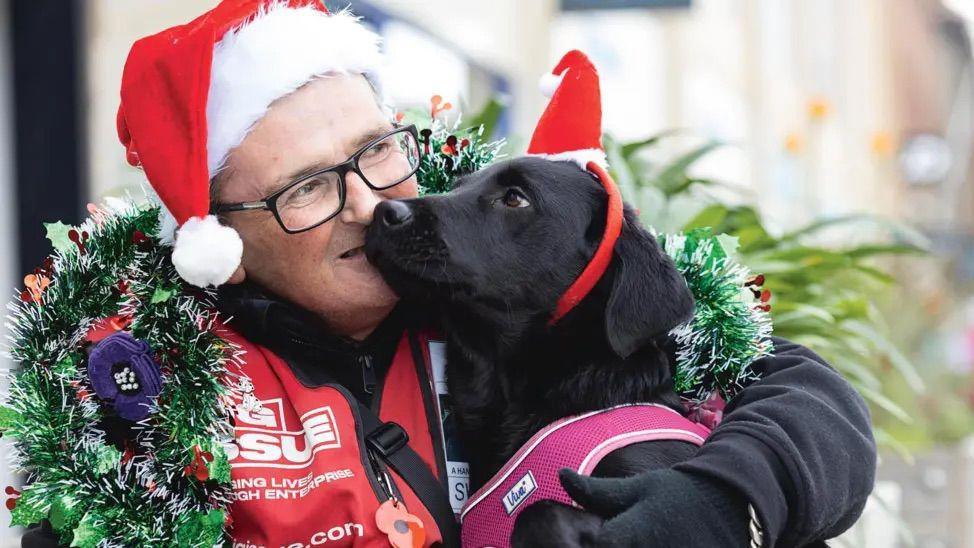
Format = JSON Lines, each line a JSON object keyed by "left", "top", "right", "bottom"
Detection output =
{"left": 527, "top": 148, "right": 608, "bottom": 171}
{"left": 171, "top": 215, "right": 243, "bottom": 288}
{"left": 206, "top": 4, "right": 384, "bottom": 177}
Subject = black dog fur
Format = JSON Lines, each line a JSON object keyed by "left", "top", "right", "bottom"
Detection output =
{"left": 365, "top": 157, "right": 699, "bottom": 546}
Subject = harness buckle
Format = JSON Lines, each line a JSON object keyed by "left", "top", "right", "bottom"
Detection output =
{"left": 367, "top": 422, "right": 410, "bottom": 458}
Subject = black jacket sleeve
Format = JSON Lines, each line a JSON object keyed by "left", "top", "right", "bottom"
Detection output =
{"left": 673, "top": 337, "right": 877, "bottom": 546}
{"left": 21, "top": 521, "right": 62, "bottom": 548}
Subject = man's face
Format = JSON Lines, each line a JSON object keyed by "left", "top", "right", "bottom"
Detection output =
{"left": 216, "top": 74, "right": 418, "bottom": 339}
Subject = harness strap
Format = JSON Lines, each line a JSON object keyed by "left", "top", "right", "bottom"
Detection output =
{"left": 459, "top": 404, "right": 710, "bottom": 548}
{"left": 358, "top": 402, "right": 461, "bottom": 547}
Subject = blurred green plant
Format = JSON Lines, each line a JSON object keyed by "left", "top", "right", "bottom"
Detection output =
{"left": 603, "top": 132, "right": 932, "bottom": 454}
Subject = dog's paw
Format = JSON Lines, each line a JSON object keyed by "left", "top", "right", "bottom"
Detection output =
{"left": 511, "top": 500, "right": 603, "bottom": 548}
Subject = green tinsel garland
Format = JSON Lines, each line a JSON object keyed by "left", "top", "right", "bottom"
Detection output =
{"left": 407, "top": 104, "right": 506, "bottom": 195}
{"left": 661, "top": 228, "right": 774, "bottom": 403}
{"left": 2, "top": 202, "right": 235, "bottom": 547}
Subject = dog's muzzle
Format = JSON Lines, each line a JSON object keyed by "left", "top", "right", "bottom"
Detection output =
{"left": 366, "top": 199, "right": 449, "bottom": 281}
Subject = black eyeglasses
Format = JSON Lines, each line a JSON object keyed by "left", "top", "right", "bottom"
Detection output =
{"left": 213, "top": 125, "right": 421, "bottom": 234}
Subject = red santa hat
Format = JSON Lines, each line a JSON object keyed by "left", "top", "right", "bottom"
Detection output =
{"left": 116, "top": 0, "right": 384, "bottom": 287}
{"left": 527, "top": 50, "right": 624, "bottom": 324}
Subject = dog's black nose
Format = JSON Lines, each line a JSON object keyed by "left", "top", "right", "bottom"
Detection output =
{"left": 377, "top": 200, "right": 413, "bottom": 227}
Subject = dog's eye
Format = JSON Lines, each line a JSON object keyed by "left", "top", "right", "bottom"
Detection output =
{"left": 501, "top": 188, "right": 531, "bottom": 208}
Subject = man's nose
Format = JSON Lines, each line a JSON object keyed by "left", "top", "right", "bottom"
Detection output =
{"left": 375, "top": 200, "right": 413, "bottom": 228}
{"left": 339, "top": 171, "right": 383, "bottom": 225}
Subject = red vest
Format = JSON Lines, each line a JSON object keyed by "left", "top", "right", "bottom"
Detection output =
{"left": 218, "top": 326, "right": 450, "bottom": 548}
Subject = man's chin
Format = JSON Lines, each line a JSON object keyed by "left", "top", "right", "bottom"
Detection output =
{"left": 309, "top": 272, "right": 400, "bottom": 339}
{"left": 334, "top": 259, "right": 400, "bottom": 303}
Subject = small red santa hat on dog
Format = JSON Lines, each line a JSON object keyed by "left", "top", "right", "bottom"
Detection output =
{"left": 527, "top": 50, "right": 624, "bottom": 324}
{"left": 116, "top": 0, "right": 383, "bottom": 287}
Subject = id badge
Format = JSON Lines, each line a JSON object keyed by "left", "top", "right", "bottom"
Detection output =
{"left": 428, "top": 340, "right": 470, "bottom": 514}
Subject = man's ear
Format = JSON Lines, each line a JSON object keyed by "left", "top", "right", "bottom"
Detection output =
{"left": 226, "top": 264, "right": 246, "bottom": 285}
{"left": 604, "top": 216, "right": 695, "bottom": 358}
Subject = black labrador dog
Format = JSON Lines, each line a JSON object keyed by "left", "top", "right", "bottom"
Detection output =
{"left": 365, "top": 157, "right": 698, "bottom": 546}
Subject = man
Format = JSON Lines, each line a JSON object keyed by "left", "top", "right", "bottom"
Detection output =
{"left": 25, "top": 1, "right": 875, "bottom": 546}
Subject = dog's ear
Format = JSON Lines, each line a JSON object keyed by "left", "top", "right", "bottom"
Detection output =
{"left": 604, "top": 217, "right": 695, "bottom": 358}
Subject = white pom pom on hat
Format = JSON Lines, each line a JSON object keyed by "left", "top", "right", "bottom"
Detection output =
{"left": 172, "top": 216, "right": 244, "bottom": 288}
{"left": 539, "top": 71, "right": 566, "bottom": 98}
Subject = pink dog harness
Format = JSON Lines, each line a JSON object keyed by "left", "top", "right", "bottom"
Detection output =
{"left": 459, "top": 404, "right": 711, "bottom": 548}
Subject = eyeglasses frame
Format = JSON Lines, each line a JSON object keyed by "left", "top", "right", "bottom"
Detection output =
{"left": 211, "top": 124, "right": 421, "bottom": 234}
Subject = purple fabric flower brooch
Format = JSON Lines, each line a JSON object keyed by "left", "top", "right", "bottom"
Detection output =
{"left": 87, "top": 331, "right": 163, "bottom": 421}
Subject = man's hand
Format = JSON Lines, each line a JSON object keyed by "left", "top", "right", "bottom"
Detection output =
{"left": 512, "top": 468, "right": 750, "bottom": 547}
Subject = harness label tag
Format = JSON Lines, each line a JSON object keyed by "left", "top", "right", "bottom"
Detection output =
{"left": 503, "top": 471, "right": 537, "bottom": 515}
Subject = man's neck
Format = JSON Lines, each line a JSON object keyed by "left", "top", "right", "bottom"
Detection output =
{"left": 328, "top": 303, "right": 398, "bottom": 342}
{"left": 347, "top": 324, "right": 379, "bottom": 342}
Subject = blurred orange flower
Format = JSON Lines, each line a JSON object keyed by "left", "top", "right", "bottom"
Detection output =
{"left": 430, "top": 94, "right": 453, "bottom": 118}
{"left": 784, "top": 132, "right": 803, "bottom": 154}
{"left": 870, "top": 131, "right": 895, "bottom": 157}
{"left": 808, "top": 97, "right": 831, "bottom": 120}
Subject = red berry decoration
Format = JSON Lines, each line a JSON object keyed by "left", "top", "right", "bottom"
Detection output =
{"left": 68, "top": 229, "right": 89, "bottom": 255}
{"left": 34, "top": 257, "right": 55, "bottom": 278}
{"left": 183, "top": 445, "right": 214, "bottom": 482}
{"left": 442, "top": 135, "right": 459, "bottom": 156}
{"left": 4, "top": 486, "right": 19, "bottom": 511}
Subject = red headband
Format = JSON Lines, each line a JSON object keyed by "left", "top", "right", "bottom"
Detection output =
{"left": 549, "top": 161, "right": 624, "bottom": 325}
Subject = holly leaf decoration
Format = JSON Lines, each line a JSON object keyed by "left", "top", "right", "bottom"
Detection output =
{"left": 70, "top": 512, "right": 107, "bottom": 548}
{"left": 49, "top": 494, "right": 82, "bottom": 536}
{"left": 716, "top": 233, "right": 740, "bottom": 257}
{"left": 93, "top": 446, "right": 121, "bottom": 476}
{"left": 207, "top": 444, "right": 232, "bottom": 484}
{"left": 0, "top": 406, "right": 21, "bottom": 433}
{"left": 44, "top": 222, "right": 75, "bottom": 254}
{"left": 9, "top": 485, "right": 50, "bottom": 528}
{"left": 174, "top": 509, "right": 225, "bottom": 547}
{"left": 150, "top": 286, "right": 174, "bottom": 304}
{"left": 52, "top": 355, "right": 78, "bottom": 377}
